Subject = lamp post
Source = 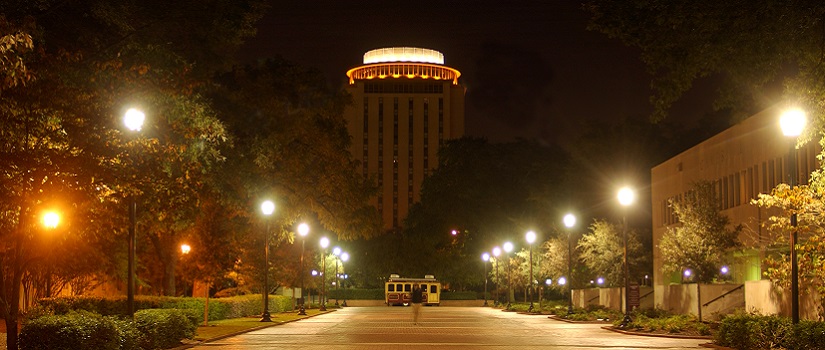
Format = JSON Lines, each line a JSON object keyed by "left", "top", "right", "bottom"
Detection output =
{"left": 340, "top": 252, "right": 349, "bottom": 306}
{"left": 333, "top": 247, "right": 341, "bottom": 306}
{"left": 617, "top": 186, "right": 635, "bottom": 328}
{"left": 503, "top": 241, "right": 513, "bottom": 309}
{"left": 525, "top": 231, "right": 536, "bottom": 312}
{"left": 297, "top": 223, "right": 310, "bottom": 315}
{"left": 492, "top": 246, "right": 501, "bottom": 307}
{"left": 780, "top": 108, "right": 806, "bottom": 324}
{"left": 482, "top": 252, "right": 490, "bottom": 306}
{"left": 319, "top": 237, "right": 329, "bottom": 311}
{"left": 260, "top": 200, "right": 275, "bottom": 322}
{"left": 41, "top": 211, "right": 60, "bottom": 298}
{"left": 563, "top": 213, "right": 576, "bottom": 316}
{"left": 123, "top": 107, "right": 145, "bottom": 318}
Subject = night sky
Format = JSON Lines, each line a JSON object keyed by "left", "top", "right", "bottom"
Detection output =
{"left": 239, "top": 0, "right": 717, "bottom": 146}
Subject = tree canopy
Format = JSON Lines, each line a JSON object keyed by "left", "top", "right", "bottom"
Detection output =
{"left": 586, "top": 0, "right": 825, "bottom": 125}
{"left": 660, "top": 181, "right": 742, "bottom": 283}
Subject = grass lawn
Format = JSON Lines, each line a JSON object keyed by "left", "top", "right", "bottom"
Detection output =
{"left": 194, "top": 309, "right": 332, "bottom": 341}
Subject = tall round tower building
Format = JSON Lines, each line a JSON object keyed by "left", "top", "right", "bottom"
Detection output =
{"left": 343, "top": 47, "right": 465, "bottom": 231}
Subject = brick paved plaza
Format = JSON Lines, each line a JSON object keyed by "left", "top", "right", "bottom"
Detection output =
{"left": 192, "top": 306, "right": 708, "bottom": 349}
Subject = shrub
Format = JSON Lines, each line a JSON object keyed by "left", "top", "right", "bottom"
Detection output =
{"left": 19, "top": 310, "right": 135, "bottom": 350}
{"left": 441, "top": 291, "right": 477, "bottom": 300}
{"left": 38, "top": 294, "right": 294, "bottom": 321}
{"left": 327, "top": 288, "right": 383, "bottom": 300}
{"left": 134, "top": 309, "right": 198, "bottom": 349}
{"left": 792, "top": 320, "right": 825, "bottom": 350}
{"left": 716, "top": 312, "right": 792, "bottom": 349}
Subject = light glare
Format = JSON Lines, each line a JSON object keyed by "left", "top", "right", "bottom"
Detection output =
{"left": 525, "top": 231, "right": 536, "bottom": 244}
{"left": 260, "top": 200, "right": 275, "bottom": 215}
{"left": 503, "top": 241, "right": 513, "bottom": 253}
{"left": 124, "top": 108, "right": 145, "bottom": 132}
{"left": 492, "top": 246, "right": 501, "bottom": 257}
{"left": 180, "top": 244, "right": 191, "bottom": 254}
{"left": 42, "top": 211, "right": 60, "bottom": 229}
{"left": 320, "top": 237, "right": 330, "bottom": 249}
{"left": 563, "top": 213, "right": 576, "bottom": 228}
{"left": 482, "top": 252, "right": 490, "bottom": 262}
{"left": 298, "top": 223, "right": 310, "bottom": 237}
{"left": 618, "top": 187, "right": 635, "bottom": 206}
{"left": 780, "top": 108, "right": 806, "bottom": 137}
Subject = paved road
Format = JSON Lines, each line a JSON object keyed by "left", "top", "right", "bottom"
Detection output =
{"left": 193, "top": 306, "right": 708, "bottom": 349}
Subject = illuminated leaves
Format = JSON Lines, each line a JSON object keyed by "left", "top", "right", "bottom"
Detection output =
{"left": 660, "top": 181, "right": 741, "bottom": 283}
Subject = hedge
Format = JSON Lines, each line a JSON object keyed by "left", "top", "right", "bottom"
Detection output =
{"left": 19, "top": 311, "right": 128, "bottom": 350}
{"left": 715, "top": 312, "right": 825, "bottom": 349}
{"left": 327, "top": 288, "right": 384, "bottom": 300}
{"left": 134, "top": 309, "right": 199, "bottom": 349}
{"left": 37, "top": 294, "right": 294, "bottom": 321}
{"left": 440, "top": 291, "right": 477, "bottom": 300}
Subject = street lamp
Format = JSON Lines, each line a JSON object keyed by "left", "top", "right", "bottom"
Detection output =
{"left": 297, "top": 223, "right": 310, "bottom": 315}
{"left": 525, "top": 231, "right": 536, "bottom": 312}
{"left": 319, "top": 237, "right": 329, "bottom": 311}
{"left": 333, "top": 247, "right": 341, "bottom": 306}
{"left": 492, "top": 246, "right": 501, "bottom": 307}
{"left": 41, "top": 210, "right": 60, "bottom": 298}
{"left": 482, "top": 252, "right": 490, "bottom": 306}
{"left": 780, "top": 108, "right": 805, "bottom": 324}
{"left": 340, "top": 252, "right": 349, "bottom": 306}
{"left": 563, "top": 213, "right": 576, "bottom": 316}
{"left": 124, "top": 107, "right": 145, "bottom": 318}
{"left": 260, "top": 200, "right": 275, "bottom": 322}
{"left": 617, "top": 186, "right": 635, "bottom": 328}
{"left": 503, "top": 241, "right": 513, "bottom": 309}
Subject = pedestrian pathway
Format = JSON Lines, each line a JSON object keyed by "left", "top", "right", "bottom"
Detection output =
{"left": 192, "top": 306, "right": 707, "bottom": 349}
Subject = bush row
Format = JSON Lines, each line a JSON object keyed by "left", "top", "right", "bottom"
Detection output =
{"left": 327, "top": 288, "right": 383, "bottom": 300}
{"left": 323, "top": 288, "right": 482, "bottom": 300}
{"left": 37, "top": 294, "right": 293, "bottom": 321}
{"left": 715, "top": 312, "right": 825, "bottom": 350}
{"left": 19, "top": 309, "right": 198, "bottom": 350}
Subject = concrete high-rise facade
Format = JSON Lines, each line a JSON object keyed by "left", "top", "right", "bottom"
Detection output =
{"left": 343, "top": 47, "right": 465, "bottom": 230}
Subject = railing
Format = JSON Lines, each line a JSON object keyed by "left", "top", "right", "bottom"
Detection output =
{"left": 702, "top": 284, "right": 744, "bottom": 307}
{"left": 640, "top": 290, "right": 654, "bottom": 300}
{"left": 587, "top": 295, "right": 599, "bottom": 303}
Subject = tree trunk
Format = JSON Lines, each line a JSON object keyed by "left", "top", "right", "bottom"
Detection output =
{"left": 5, "top": 317, "right": 18, "bottom": 350}
{"left": 163, "top": 255, "right": 176, "bottom": 296}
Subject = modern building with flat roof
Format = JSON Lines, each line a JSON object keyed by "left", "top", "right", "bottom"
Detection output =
{"left": 650, "top": 106, "right": 818, "bottom": 309}
{"left": 343, "top": 47, "right": 465, "bottom": 231}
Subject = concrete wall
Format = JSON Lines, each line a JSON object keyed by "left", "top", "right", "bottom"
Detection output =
{"left": 745, "top": 280, "right": 820, "bottom": 320}
{"left": 662, "top": 284, "right": 744, "bottom": 321}
{"left": 572, "top": 288, "right": 600, "bottom": 308}
{"left": 572, "top": 287, "right": 653, "bottom": 311}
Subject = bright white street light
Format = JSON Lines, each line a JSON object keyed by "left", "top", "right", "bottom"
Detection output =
{"left": 558, "top": 277, "right": 567, "bottom": 286}
{"left": 545, "top": 279, "right": 552, "bottom": 286}
{"left": 482, "top": 252, "right": 490, "bottom": 262}
{"left": 780, "top": 108, "right": 807, "bottom": 137}
{"left": 492, "top": 246, "right": 501, "bottom": 257}
{"left": 261, "top": 200, "right": 275, "bottom": 216}
{"left": 124, "top": 108, "right": 145, "bottom": 132}
{"left": 563, "top": 213, "right": 576, "bottom": 228}
{"left": 333, "top": 246, "right": 341, "bottom": 256}
{"left": 618, "top": 187, "right": 635, "bottom": 207}
{"left": 320, "top": 237, "right": 330, "bottom": 249}
{"left": 503, "top": 241, "right": 513, "bottom": 253}
{"left": 525, "top": 231, "right": 536, "bottom": 244}
{"left": 298, "top": 223, "right": 310, "bottom": 237}
{"left": 341, "top": 252, "right": 349, "bottom": 262}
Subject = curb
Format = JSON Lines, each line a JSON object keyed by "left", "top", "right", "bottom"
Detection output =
{"left": 172, "top": 310, "right": 336, "bottom": 350}
{"left": 546, "top": 315, "right": 610, "bottom": 324}
{"left": 601, "top": 325, "right": 713, "bottom": 340}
